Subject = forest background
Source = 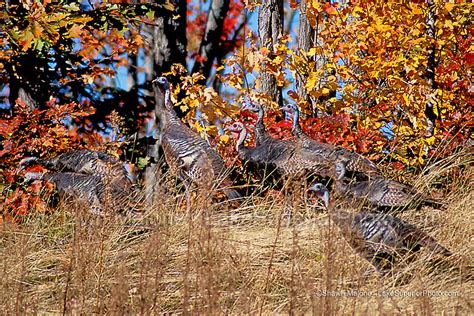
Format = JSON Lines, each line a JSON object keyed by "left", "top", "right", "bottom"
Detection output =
{"left": 0, "top": 0, "right": 472, "bottom": 214}
{"left": 0, "top": 1, "right": 472, "bottom": 313}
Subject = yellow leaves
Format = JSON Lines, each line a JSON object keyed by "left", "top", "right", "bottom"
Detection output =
{"left": 219, "top": 134, "right": 230, "bottom": 144}
{"left": 81, "top": 74, "right": 94, "bottom": 85}
{"left": 67, "top": 24, "right": 83, "bottom": 38}
{"left": 444, "top": 19, "right": 454, "bottom": 30}
{"left": 31, "top": 21, "right": 43, "bottom": 38}
{"left": 246, "top": 50, "right": 254, "bottom": 66}
{"left": 162, "top": 0, "right": 175, "bottom": 11}
{"left": 373, "top": 22, "right": 391, "bottom": 33}
{"left": 189, "top": 99, "right": 200, "bottom": 109}
{"left": 305, "top": 72, "right": 319, "bottom": 91}
{"left": 307, "top": 47, "right": 319, "bottom": 57}
{"left": 362, "top": 117, "right": 382, "bottom": 130}
{"left": 411, "top": 28, "right": 421, "bottom": 37}
{"left": 260, "top": 47, "right": 269, "bottom": 55}
{"left": 444, "top": 3, "right": 455, "bottom": 12}
{"left": 412, "top": 5, "right": 423, "bottom": 16}
{"left": 243, "top": 0, "right": 260, "bottom": 11}
{"left": 424, "top": 136, "right": 436, "bottom": 146}
{"left": 273, "top": 55, "right": 283, "bottom": 65}
{"left": 310, "top": 1, "right": 322, "bottom": 11}
{"left": 63, "top": 3, "right": 81, "bottom": 11}
{"left": 18, "top": 30, "right": 34, "bottom": 51}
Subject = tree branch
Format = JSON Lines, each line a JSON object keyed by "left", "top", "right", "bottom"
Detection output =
{"left": 192, "top": 0, "right": 231, "bottom": 80}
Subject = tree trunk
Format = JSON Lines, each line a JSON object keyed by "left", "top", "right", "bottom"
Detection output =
{"left": 258, "top": 0, "right": 284, "bottom": 107}
{"left": 192, "top": 0, "right": 230, "bottom": 81}
{"left": 153, "top": 0, "right": 187, "bottom": 74}
{"left": 296, "top": 0, "right": 313, "bottom": 110}
{"left": 425, "top": 0, "right": 438, "bottom": 137}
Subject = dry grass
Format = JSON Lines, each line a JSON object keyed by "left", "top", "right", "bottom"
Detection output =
{"left": 0, "top": 150, "right": 473, "bottom": 314}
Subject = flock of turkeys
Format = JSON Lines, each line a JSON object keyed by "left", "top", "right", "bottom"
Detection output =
{"left": 19, "top": 76, "right": 451, "bottom": 276}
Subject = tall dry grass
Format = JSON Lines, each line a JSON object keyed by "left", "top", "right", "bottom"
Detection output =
{"left": 0, "top": 150, "right": 472, "bottom": 314}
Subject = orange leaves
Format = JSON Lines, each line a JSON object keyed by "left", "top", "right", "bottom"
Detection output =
{"left": 0, "top": 98, "right": 95, "bottom": 220}
{"left": 282, "top": 1, "right": 471, "bottom": 166}
{"left": 444, "top": 3, "right": 455, "bottom": 13}
{"left": 166, "top": 67, "right": 238, "bottom": 140}
{"left": 0, "top": 99, "right": 89, "bottom": 174}
{"left": 324, "top": 2, "right": 338, "bottom": 15}
{"left": 8, "top": 2, "right": 95, "bottom": 52}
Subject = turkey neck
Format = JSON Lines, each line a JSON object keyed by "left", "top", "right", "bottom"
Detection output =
{"left": 254, "top": 105, "right": 266, "bottom": 144}
{"left": 325, "top": 198, "right": 356, "bottom": 232}
{"left": 236, "top": 126, "right": 248, "bottom": 152}
{"left": 291, "top": 108, "right": 304, "bottom": 138}
{"left": 162, "top": 86, "right": 181, "bottom": 127}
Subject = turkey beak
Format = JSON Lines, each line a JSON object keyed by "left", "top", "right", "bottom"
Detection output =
{"left": 308, "top": 184, "right": 330, "bottom": 208}
{"left": 17, "top": 157, "right": 36, "bottom": 174}
{"left": 307, "top": 183, "right": 319, "bottom": 193}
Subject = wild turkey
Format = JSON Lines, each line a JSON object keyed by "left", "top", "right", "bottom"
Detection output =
{"left": 19, "top": 150, "right": 144, "bottom": 213}
{"left": 241, "top": 100, "right": 270, "bottom": 146}
{"left": 240, "top": 102, "right": 333, "bottom": 178}
{"left": 333, "top": 158, "right": 445, "bottom": 210}
{"left": 18, "top": 149, "right": 133, "bottom": 193}
{"left": 224, "top": 121, "right": 313, "bottom": 178}
{"left": 309, "top": 183, "right": 451, "bottom": 275}
{"left": 225, "top": 121, "right": 309, "bottom": 224}
{"left": 281, "top": 103, "right": 379, "bottom": 178}
{"left": 152, "top": 76, "right": 240, "bottom": 201}
{"left": 24, "top": 172, "right": 115, "bottom": 215}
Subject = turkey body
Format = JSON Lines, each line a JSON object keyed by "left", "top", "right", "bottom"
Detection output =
{"left": 25, "top": 171, "right": 121, "bottom": 215}
{"left": 154, "top": 77, "right": 240, "bottom": 200}
{"left": 333, "top": 209, "right": 451, "bottom": 274}
{"left": 20, "top": 149, "right": 140, "bottom": 214}
{"left": 20, "top": 149, "right": 133, "bottom": 193}
{"left": 242, "top": 102, "right": 327, "bottom": 178}
{"left": 226, "top": 121, "right": 309, "bottom": 180}
{"left": 333, "top": 159, "right": 444, "bottom": 210}
{"left": 281, "top": 104, "right": 379, "bottom": 178}
{"left": 309, "top": 183, "right": 451, "bottom": 275}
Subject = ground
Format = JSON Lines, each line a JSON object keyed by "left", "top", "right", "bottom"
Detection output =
{"left": 0, "top": 152, "right": 472, "bottom": 314}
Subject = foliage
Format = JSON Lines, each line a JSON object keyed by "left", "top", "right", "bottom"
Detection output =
{"left": 0, "top": 1, "right": 163, "bottom": 132}
{"left": 291, "top": 1, "right": 473, "bottom": 165}
{"left": 0, "top": 99, "right": 92, "bottom": 219}
{"left": 0, "top": 1, "right": 472, "bottom": 219}
{"left": 220, "top": 1, "right": 471, "bottom": 167}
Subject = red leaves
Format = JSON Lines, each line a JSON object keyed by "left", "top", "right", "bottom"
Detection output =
{"left": 324, "top": 2, "right": 338, "bottom": 15}
{"left": 0, "top": 120, "right": 16, "bottom": 135}
{"left": 465, "top": 52, "right": 474, "bottom": 67}
{"left": 0, "top": 99, "right": 93, "bottom": 220}
{"left": 235, "top": 108, "right": 383, "bottom": 158}
{"left": 267, "top": 119, "right": 293, "bottom": 140}
{"left": 221, "top": 0, "right": 244, "bottom": 41}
